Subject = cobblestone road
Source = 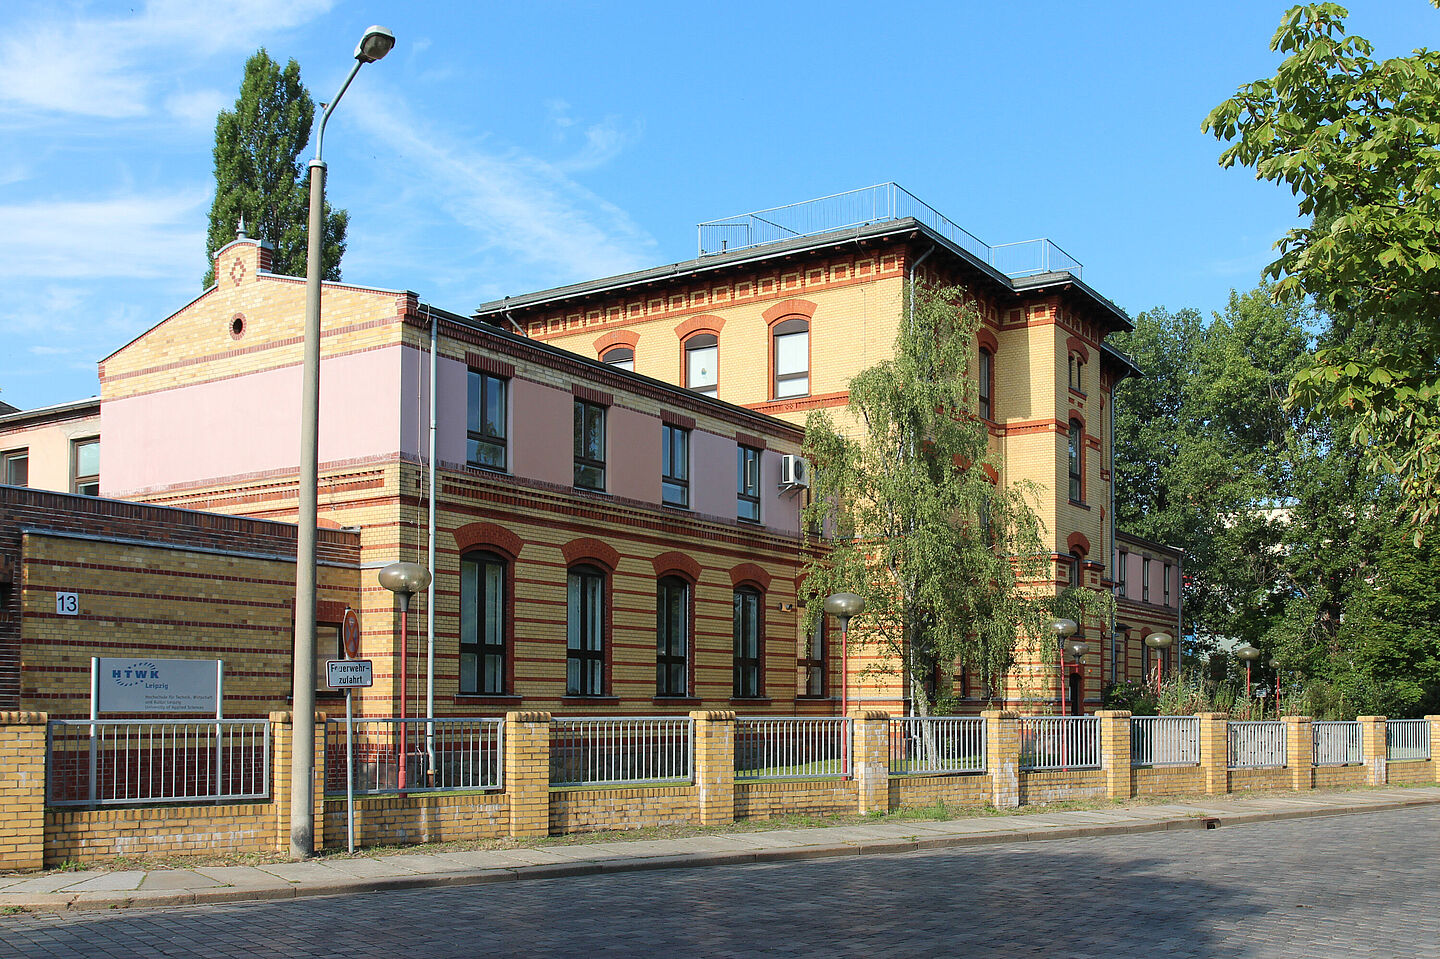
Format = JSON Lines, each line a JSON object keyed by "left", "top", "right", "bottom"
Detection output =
{"left": 3, "top": 805, "right": 1436, "bottom": 958}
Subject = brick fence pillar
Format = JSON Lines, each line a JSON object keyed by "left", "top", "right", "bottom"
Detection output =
{"left": 690, "top": 710, "right": 735, "bottom": 826}
{"left": 0, "top": 711, "right": 48, "bottom": 871}
{"left": 1356, "top": 716, "right": 1387, "bottom": 787}
{"left": 983, "top": 710, "right": 1020, "bottom": 809}
{"left": 270, "top": 712, "right": 326, "bottom": 854}
{"left": 851, "top": 710, "right": 891, "bottom": 815}
{"left": 505, "top": 711, "right": 551, "bottom": 838}
{"left": 1283, "top": 715, "right": 1314, "bottom": 791}
{"left": 1096, "top": 710, "right": 1132, "bottom": 800}
{"left": 1430, "top": 716, "right": 1440, "bottom": 784}
{"left": 1197, "top": 712, "right": 1229, "bottom": 795}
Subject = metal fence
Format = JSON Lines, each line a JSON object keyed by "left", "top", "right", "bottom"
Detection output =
{"left": 323, "top": 718, "right": 502, "bottom": 796}
{"left": 1387, "top": 719, "right": 1431, "bottom": 762}
{"left": 888, "top": 717, "right": 986, "bottom": 776}
{"left": 550, "top": 717, "right": 693, "bottom": 787}
{"left": 696, "top": 182, "right": 1083, "bottom": 278}
{"left": 1018, "top": 716, "right": 1102, "bottom": 771}
{"left": 1312, "top": 721, "right": 1363, "bottom": 766}
{"left": 1131, "top": 716, "right": 1201, "bottom": 767}
{"left": 46, "top": 719, "right": 270, "bottom": 807}
{"left": 735, "top": 717, "right": 851, "bottom": 781}
{"left": 1228, "top": 721, "right": 1287, "bottom": 768}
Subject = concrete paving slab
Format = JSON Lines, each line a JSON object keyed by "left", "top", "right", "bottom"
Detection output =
{"left": 313, "top": 857, "right": 424, "bottom": 879}
{"left": 50, "top": 871, "right": 146, "bottom": 893}
{"left": 191, "top": 865, "right": 294, "bottom": 889}
{"left": 257, "top": 862, "right": 353, "bottom": 884}
{"left": 428, "top": 848, "right": 573, "bottom": 868}
{"left": 0, "top": 872, "right": 104, "bottom": 894}
{"left": 359, "top": 853, "right": 470, "bottom": 875}
{"left": 139, "top": 870, "right": 224, "bottom": 890}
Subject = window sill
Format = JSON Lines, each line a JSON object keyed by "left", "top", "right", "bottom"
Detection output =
{"left": 794, "top": 695, "right": 835, "bottom": 702}
{"left": 1068, "top": 388, "right": 1087, "bottom": 400}
{"left": 453, "top": 694, "right": 523, "bottom": 706}
{"left": 651, "top": 697, "right": 701, "bottom": 707}
{"left": 466, "top": 463, "right": 510, "bottom": 476}
{"left": 1068, "top": 499, "right": 1090, "bottom": 510}
{"left": 737, "top": 515, "right": 762, "bottom": 526}
{"left": 728, "top": 697, "right": 772, "bottom": 706}
{"left": 561, "top": 696, "right": 620, "bottom": 706}
{"left": 661, "top": 502, "right": 692, "bottom": 512}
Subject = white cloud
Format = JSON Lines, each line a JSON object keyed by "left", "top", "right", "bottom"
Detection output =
{"left": 346, "top": 88, "right": 657, "bottom": 288}
{"left": 164, "top": 89, "right": 228, "bottom": 129}
{"left": 0, "top": 189, "right": 210, "bottom": 281}
{"left": 0, "top": 0, "right": 334, "bottom": 119}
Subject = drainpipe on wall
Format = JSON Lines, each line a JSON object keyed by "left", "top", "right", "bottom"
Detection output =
{"left": 902, "top": 244, "right": 934, "bottom": 717}
{"left": 425, "top": 309, "right": 438, "bottom": 775}
{"left": 1109, "top": 391, "right": 1118, "bottom": 686}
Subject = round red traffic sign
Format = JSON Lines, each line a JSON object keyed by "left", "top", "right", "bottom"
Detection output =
{"left": 342, "top": 607, "right": 361, "bottom": 659}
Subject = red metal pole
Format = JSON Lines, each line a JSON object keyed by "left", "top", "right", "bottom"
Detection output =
{"left": 840, "top": 622, "right": 849, "bottom": 717}
{"left": 1245, "top": 661, "right": 1251, "bottom": 719}
{"left": 398, "top": 595, "right": 408, "bottom": 792}
{"left": 1059, "top": 649, "right": 1067, "bottom": 716}
{"left": 1276, "top": 670, "right": 1282, "bottom": 719}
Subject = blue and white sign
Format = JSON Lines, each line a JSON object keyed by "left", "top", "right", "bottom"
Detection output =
{"left": 95, "top": 657, "right": 221, "bottom": 714}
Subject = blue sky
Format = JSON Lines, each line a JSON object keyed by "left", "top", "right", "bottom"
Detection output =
{"left": 0, "top": 0, "right": 1433, "bottom": 410}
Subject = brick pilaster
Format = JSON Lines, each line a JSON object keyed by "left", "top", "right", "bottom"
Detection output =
{"left": 1430, "top": 716, "right": 1440, "bottom": 784}
{"left": 1356, "top": 716, "right": 1387, "bottom": 787}
{"left": 270, "top": 711, "right": 326, "bottom": 854}
{"left": 1197, "top": 712, "right": 1229, "bottom": 795}
{"left": 1284, "top": 715, "right": 1314, "bottom": 791}
{"left": 690, "top": 710, "right": 735, "bottom": 826}
{"left": 983, "top": 709, "right": 1020, "bottom": 809}
{"left": 851, "top": 710, "right": 890, "bottom": 815}
{"left": 1096, "top": 709, "right": 1132, "bottom": 800}
{"left": 505, "top": 711, "right": 551, "bottom": 838}
{"left": 0, "top": 711, "right": 47, "bottom": 870}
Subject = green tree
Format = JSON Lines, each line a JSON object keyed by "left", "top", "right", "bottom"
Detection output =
{"left": 204, "top": 49, "right": 348, "bottom": 286}
{"left": 799, "top": 283, "right": 1102, "bottom": 715}
{"left": 1203, "top": 2, "right": 1440, "bottom": 535}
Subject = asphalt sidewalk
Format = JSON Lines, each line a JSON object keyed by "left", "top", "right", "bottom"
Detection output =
{"left": 4, "top": 785, "right": 1438, "bottom": 913}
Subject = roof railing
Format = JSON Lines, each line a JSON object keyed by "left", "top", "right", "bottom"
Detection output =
{"left": 697, "top": 182, "right": 1081, "bottom": 279}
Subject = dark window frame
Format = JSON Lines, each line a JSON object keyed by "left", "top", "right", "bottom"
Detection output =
{"left": 1067, "top": 419, "right": 1083, "bottom": 503}
{"left": 800, "top": 614, "right": 827, "bottom": 698}
{"left": 661, "top": 424, "right": 690, "bottom": 508}
{"left": 567, "top": 565, "right": 606, "bottom": 696}
{"left": 574, "top": 400, "right": 607, "bottom": 491}
{"left": 467, "top": 370, "right": 508, "bottom": 472}
{"left": 978, "top": 347, "right": 993, "bottom": 421}
{"left": 1116, "top": 550, "right": 1128, "bottom": 596}
{"left": 737, "top": 445, "right": 761, "bottom": 522}
{"left": 684, "top": 333, "right": 719, "bottom": 398}
{"left": 459, "top": 551, "right": 508, "bottom": 695}
{"left": 655, "top": 576, "right": 689, "bottom": 697}
{"left": 1163, "top": 562, "right": 1173, "bottom": 607}
{"left": 601, "top": 346, "right": 634, "bottom": 370}
{"left": 71, "top": 437, "right": 99, "bottom": 496}
{"left": 1069, "top": 549, "right": 1083, "bottom": 587}
{"left": 2, "top": 448, "right": 28, "bottom": 487}
{"left": 1142, "top": 557, "right": 1152, "bottom": 604}
{"left": 733, "top": 586, "right": 764, "bottom": 698}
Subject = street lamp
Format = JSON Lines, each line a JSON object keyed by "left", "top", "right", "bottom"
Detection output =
{"left": 379, "top": 562, "right": 431, "bottom": 792}
{"left": 1235, "top": 644, "right": 1261, "bottom": 711}
{"left": 823, "top": 593, "right": 865, "bottom": 715}
{"left": 1049, "top": 618, "right": 1078, "bottom": 715}
{"left": 1269, "top": 656, "right": 1281, "bottom": 718}
{"left": 1144, "top": 632, "right": 1174, "bottom": 693}
{"left": 290, "top": 24, "right": 394, "bottom": 861}
{"left": 1065, "top": 637, "right": 1088, "bottom": 716}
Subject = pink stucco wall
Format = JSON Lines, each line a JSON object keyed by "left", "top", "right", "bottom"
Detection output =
{"left": 509, "top": 378, "right": 571, "bottom": 489}
{"left": 690, "top": 429, "right": 734, "bottom": 519}
{"left": 607, "top": 405, "right": 659, "bottom": 502}
{"left": 760, "top": 448, "right": 802, "bottom": 532}
{"left": 400, "top": 353, "right": 467, "bottom": 465}
{"left": 102, "top": 346, "right": 404, "bottom": 495}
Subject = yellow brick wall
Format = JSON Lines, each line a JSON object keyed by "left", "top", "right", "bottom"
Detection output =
{"left": 0, "top": 713, "right": 46, "bottom": 869}
{"left": 549, "top": 786, "right": 700, "bottom": 833}
{"left": 1312, "top": 764, "right": 1368, "bottom": 791}
{"left": 1227, "top": 767, "right": 1292, "bottom": 793}
{"left": 1017, "top": 768, "right": 1107, "bottom": 804}
{"left": 323, "top": 793, "right": 507, "bottom": 847}
{"left": 888, "top": 773, "right": 988, "bottom": 810}
{"left": 1386, "top": 759, "right": 1435, "bottom": 785}
{"left": 46, "top": 804, "right": 274, "bottom": 865}
{"left": 1132, "top": 764, "right": 1206, "bottom": 798}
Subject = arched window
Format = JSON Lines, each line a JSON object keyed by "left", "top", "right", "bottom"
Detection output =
{"left": 1068, "top": 352, "right": 1084, "bottom": 392}
{"left": 459, "top": 551, "right": 507, "bottom": 695}
{"left": 772, "top": 318, "right": 809, "bottom": 399}
{"left": 684, "top": 334, "right": 718, "bottom": 397}
{"left": 601, "top": 347, "right": 634, "bottom": 371}
{"left": 978, "top": 347, "right": 994, "bottom": 420}
{"left": 567, "top": 565, "right": 605, "bottom": 696}
{"left": 1069, "top": 549, "right": 1083, "bottom": 588}
{"left": 733, "top": 587, "right": 763, "bottom": 697}
{"left": 1068, "top": 418, "right": 1083, "bottom": 503}
{"left": 800, "top": 614, "right": 827, "bottom": 697}
{"left": 656, "top": 576, "right": 689, "bottom": 696}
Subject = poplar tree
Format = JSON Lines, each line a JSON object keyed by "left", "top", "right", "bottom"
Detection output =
{"left": 800, "top": 283, "right": 1104, "bottom": 715}
{"left": 203, "top": 49, "right": 348, "bottom": 286}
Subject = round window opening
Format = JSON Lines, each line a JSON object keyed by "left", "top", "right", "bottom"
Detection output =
{"left": 230, "top": 316, "right": 245, "bottom": 338}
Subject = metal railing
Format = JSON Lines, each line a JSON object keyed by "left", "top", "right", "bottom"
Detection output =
{"left": 550, "top": 717, "right": 693, "bottom": 787}
{"left": 735, "top": 717, "right": 851, "bottom": 781}
{"left": 696, "top": 182, "right": 1082, "bottom": 279}
{"left": 323, "top": 718, "right": 502, "bottom": 796}
{"left": 1131, "top": 716, "right": 1201, "bottom": 767}
{"left": 1312, "top": 721, "right": 1363, "bottom": 766}
{"left": 46, "top": 719, "right": 270, "bottom": 807}
{"left": 888, "top": 717, "right": 986, "bottom": 776}
{"left": 1018, "top": 716, "right": 1101, "bottom": 771}
{"left": 1228, "top": 721, "right": 1287, "bottom": 768}
{"left": 1387, "top": 719, "right": 1431, "bottom": 762}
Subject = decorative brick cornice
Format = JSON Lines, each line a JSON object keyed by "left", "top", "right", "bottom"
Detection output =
{"left": 561, "top": 537, "right": 620, "bottom": 572}
{"left": 729, "top": 562, "right": 772, "bottom": 591}
{"left": 673, "top": 314, "right": 726, "bottom": 341}
{"left": 762, "top": 298, "right": 817, "bottom": 325}
{"left": 652, "top": 551, "right": 702, "bottom": 583}
{"left": 454, "top": 522, "right": 524, "bottom": 561}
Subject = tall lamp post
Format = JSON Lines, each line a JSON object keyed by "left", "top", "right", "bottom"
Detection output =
{"left": 1235, "top": 644, "right": 1261, "bottom": 716}
{"left": 1269, "top": 656, "right": 1281, "bottom": 718}
{"left": 1066, "top": 637, "right": 1089, "bottom": 717}
{"left": 823, "top": 593, "right": 865, "bottom": 716}
{"left": 1049, "top": 618, "right": 1078, "bottom": 716}
{"left": 289, "top": 24, "right": 395, "bottom": 861}
{"left": 1145, "top": 632, "right": 1173, "bottom": 693}
{"left": 379, "top": 562, "right": 431, "bottom": 791}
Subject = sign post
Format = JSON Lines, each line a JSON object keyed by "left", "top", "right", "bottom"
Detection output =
{"left": 327, "top": 640, "right": 372, "bottom": 853}
{"left": 342, "top": 607, "right": 360, "bottom": 853}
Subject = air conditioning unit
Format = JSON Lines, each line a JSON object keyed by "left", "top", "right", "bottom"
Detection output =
{"left": 780, "top": 454, "right": 810, "bottom": 488}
